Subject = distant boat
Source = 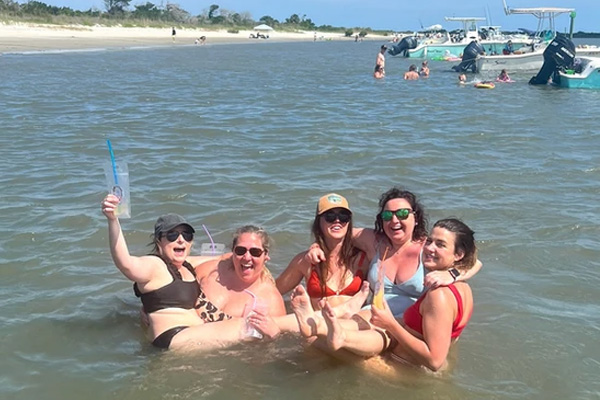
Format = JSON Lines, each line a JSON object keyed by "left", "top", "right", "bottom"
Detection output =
{"left": 398, "top": 17, "right": 530, "bottom": 59}
{"left": 453, "top": 1, "right": 600, "bottom": 73}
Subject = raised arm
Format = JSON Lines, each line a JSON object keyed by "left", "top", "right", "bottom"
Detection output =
{"left": 101, "top": 194, "right": 155, "bottom": 283}
{"left": 276, "top": 251, "right": 310, "bottom": 295}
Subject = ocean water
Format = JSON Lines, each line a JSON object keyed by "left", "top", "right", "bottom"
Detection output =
{"left": 1, "top": 38, "right": 599, "bottom": 400}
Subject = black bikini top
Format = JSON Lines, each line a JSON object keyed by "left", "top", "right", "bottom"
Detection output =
{"left": 133, "top": 256, "right": 200, "bottom": 314}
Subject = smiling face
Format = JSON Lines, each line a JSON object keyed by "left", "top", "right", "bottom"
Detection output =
{"left": 318, "top": 207, "right": 351, "bottom": 242}
{"left": 381, "top": 198, "right": 416, "bottom": 245}
{"left": 231, "top": 232, "right": 270, "bottom": 284}
{"left": 157, "top": 225, "right": 194, "bottom": 266}
{"left": 422, "top": 227, "right": 464, "bottom": 270}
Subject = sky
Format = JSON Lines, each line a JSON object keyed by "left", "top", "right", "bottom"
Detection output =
{"left": 36, "top": 0, "right": 598, "bottom": 32}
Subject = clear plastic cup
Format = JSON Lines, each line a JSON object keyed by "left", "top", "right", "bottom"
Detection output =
{"left": 103, "top": 160, "right": 131, "bottom": 219}
{"left": 242, "top": 300, "right": 267, "bottom": 340}
{"left": 200, "top": 243, "right": 225, "bottom": 256}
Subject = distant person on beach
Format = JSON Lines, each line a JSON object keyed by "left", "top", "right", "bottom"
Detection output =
{"left": 404, "top": 64, "right": 419, "bottom": 80}
{"left": 419, "top": 61, "right": 430, "bottom": 77}
{"left": 375, "top": 45, "right": 386, "bottom": 77}
{"left": 171, "top": 27, "right": 176, "bottom": 42}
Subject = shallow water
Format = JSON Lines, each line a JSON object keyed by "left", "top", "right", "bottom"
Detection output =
{"left": 1, "top": 38, "right": 599, "bottom": 399}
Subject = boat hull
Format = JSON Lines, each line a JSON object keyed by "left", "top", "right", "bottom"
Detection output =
{"left": 410, "top": 40, "right": 529, "bottom": 59}
{"left": 476, "top": 51, "right": 544, "bottom": 71}
{"left": 557, "top": 57, "right": 600, "bottom": 89}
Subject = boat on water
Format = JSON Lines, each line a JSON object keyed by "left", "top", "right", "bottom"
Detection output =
{"left": 388, "top": 18, "right": 529, "bottom": 59}
{"left": 453, "top": 1, "right": 600, "bottom": 73}
{"left": 529, "top": 36, "right": 600, "bottom": 89}
{"left": 556, "top": 57, "right": 600, "bottom": 89}
{"left": 395, "top": 17, "right": 530, "bottom": 59}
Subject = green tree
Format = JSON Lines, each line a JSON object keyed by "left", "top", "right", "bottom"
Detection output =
{"left": 285, "top": 14, "right": 300, "bottom": 24}
{"left": 259, "top": 15, "right": 278, "bottom": 27}
{"left": 132, "top": 2, "right": 162, "bottom": 20}
{"left": 208, "top": 4, "right": 219, "bottom": 19}
{"left": 104, "top": 0, "right": 131, "bottom": 14}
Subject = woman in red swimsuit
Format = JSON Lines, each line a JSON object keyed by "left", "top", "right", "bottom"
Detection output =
{"left": 293, "top": 218, "right": 477, "bottom": 372}
{"left": 276, "top": 193, "right": 369, "bottom": 310}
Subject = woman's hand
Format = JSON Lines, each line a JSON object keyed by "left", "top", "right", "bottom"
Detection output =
{"left": 101, "top": 194, "right": 120, "bottom": 220}
{"left": 424, "top": 269, "right": 455, "bottom": 289}
{"left": 370, "top": 297, "right": 396, "bottom": 331}
{"left": 304, "top": 243, "right": 326, "bottom": 264}
{"left": 247, "top": 310, "right": 281, "bottom": 340}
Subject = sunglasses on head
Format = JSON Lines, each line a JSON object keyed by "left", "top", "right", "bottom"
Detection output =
{"left": 322, "top": 210, "right": 351, "bottom": 224}
{"left": 381, "top": 208, "right": 413, "bottom": 221}
{"left": 233, "top": 246, "right": 265, "bottom": 257}
{"left": 164, "top": 230, "right": 194, "bottom": 242}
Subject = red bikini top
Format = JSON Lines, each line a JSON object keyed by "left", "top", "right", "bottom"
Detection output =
{"left": 306, "top": 252, "right": 366, "bottom": 299}
{"left": 402, "top": 283, "right": 471, "bottom": 339}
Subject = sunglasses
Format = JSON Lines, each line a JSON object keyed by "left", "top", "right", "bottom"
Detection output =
{"left": 233, "top": 246, "right": 265, "bottom": 257}
{"left": 322, "top": 210, "right": 351, "bottom": 224}
{"left": 164, "top": 230, "right": 194, "bottom": 242}
{"left": 381, "top": 208, "right": 413, "bottom": 221}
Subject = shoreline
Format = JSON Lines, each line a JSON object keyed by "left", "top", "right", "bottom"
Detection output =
{"left": 0, "top": 22, "right": 390, "bottom": 54}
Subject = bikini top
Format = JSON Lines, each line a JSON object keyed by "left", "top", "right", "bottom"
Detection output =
{"left": 402, "top": 283, "right": 471, "bottom": 339}
{"left": 306, "top": 252, "right": 366, "bottom": 299}
{"left": 133, "top": 256, "right": 201, "bottom": 314}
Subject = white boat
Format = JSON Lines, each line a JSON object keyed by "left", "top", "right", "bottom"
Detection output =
{"left": 474, "top": 1, "right": 600, "bottom": 72}
{"left": 405, "top": 17, "right": 530, "bottom": 59}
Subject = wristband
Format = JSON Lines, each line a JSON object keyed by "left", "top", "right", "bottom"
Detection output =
{"left": 448, "top": 268, "right": 460, "bottom": 281}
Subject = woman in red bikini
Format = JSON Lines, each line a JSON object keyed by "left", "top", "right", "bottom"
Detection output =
{"left": 276, "top": 193, "right": 369, "bottom": 310}
{"left": 293, "top": 218, "right": 476, "bottom": 372}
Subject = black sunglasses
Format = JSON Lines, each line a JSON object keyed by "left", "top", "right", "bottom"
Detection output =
{"left": 233, "top": 246, "right": 265, "bottom": 257}
{"left": 322, "top": 210, "right": 351, "bottom": 223}
{"left": 164, "top": 230, "right": 194, "bottom": 242}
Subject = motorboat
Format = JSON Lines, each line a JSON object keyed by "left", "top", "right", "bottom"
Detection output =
{"left": 528, "top": 36, "right": 600, "bottom": 89}
{"left": 454, "top": 1, "right": 600, "bottom": 73}
{"left": 556, "top": 57, "right": 600, "bottom": 89}
{"left": 400, "top": 17, "right": 530, "bottom": 59}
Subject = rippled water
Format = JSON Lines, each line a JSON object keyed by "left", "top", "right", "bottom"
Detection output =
{"left": 1, "top": 39, "right": 599, "bottom": 399}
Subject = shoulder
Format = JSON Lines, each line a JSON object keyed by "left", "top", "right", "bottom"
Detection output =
{"left": 196, "top": 253, "right": 232, "bottom": 279}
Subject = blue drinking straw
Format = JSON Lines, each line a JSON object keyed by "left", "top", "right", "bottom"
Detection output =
{"left": 202, "top": 224, "right": 217, "bottom": 254}
{"left": 106, "top": 139, "right": 119, "bottom": 186}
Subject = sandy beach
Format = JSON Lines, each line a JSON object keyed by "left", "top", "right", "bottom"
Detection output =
{"left": 0, "top": 22, "right": 389, "bottom": 53}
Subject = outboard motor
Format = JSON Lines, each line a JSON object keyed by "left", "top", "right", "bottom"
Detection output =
{"left": 452, "top": 41, "right": 485, "bottom": 73}
{"left": 529, "top": 35, "right": 576, "bottom": 85}
{"left": 388, "top": 36, "right": 418, "bottom": 57}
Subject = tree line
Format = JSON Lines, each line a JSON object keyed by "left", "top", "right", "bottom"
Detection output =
{"left": 0, "top": 0, "right": 368, "bottom": 32}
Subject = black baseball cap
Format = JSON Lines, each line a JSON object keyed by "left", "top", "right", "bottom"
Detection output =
{"left": 154, "top": 214, "right": 195, "bottom": 237}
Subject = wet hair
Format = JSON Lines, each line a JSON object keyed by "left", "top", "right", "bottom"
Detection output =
{"left": 433, "top": 218, "right": 477, "bottom": 270}
{"left": 374, "top": 187, "right": 428, "bottom": 241}
{"left": 311, "top": 208, "right": 358, "bottom": 296}
{"left": 409, "top": 64, "right": 417, "bottom": 71}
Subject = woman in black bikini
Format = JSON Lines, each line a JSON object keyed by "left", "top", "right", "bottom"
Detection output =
{"left": 101, "top": 194, "right": 285, "bottom": 350}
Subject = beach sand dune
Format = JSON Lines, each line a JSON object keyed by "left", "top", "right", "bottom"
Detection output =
{"left": 0, "top": 23, "right": 388, "bottom": 53}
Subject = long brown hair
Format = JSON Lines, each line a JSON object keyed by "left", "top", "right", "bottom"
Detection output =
{"left": 310, "top": 211, "right": 359, "bottom": 296}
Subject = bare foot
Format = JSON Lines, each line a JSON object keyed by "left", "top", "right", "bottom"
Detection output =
{"left": 336, "top": 281, "right": 370, "bottom": 319}
{"left": 291, "top": 285, "right": 319, "bottom": 337}
{"left": 323, "top": 302, "right": 345, "bottom": 351}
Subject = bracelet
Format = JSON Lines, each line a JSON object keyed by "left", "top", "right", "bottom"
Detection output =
{"left": 448, "top": 268, "right": 460, "bottom": 281}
